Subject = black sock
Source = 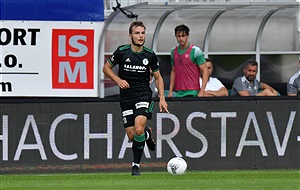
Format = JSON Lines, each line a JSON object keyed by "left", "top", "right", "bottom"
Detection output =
{"left": 132, "top": 133, "right": 145, "bottom": 164}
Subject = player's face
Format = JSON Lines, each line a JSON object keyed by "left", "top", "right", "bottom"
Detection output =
{"left": 205, "top": 61, "right": 213, "bottom": 76}
{"left": 244, "top": 65, "right": 257, "bottom": 82}
{"left": 130, "top": 26, "right": 145, "bottom": 47}
{"left": 175, "top": 31, "right": 189, "bottom": 48}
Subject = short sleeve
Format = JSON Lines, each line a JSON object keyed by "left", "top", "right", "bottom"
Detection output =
{"left": 193, "top": 46, "right": 206, "bottom": 65}
{"left": 108, "top": 48, "right": 121, "bottom": 67}
{"left": 150, "top": 53, "right": 160, "bottom": 72}
{"left": 287, "top": 73, "right": 299, "bottom": 94}
{"left": 233, "top": 78, "right": 244, "bottom": 92}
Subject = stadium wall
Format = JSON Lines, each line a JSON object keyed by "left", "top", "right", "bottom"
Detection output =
{"left": 0, "top": 97, "right": 299, "bottom": 174}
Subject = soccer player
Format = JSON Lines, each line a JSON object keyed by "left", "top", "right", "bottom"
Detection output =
{"left": 102, "top": 21, "right": 169, "bottom": 176}
{"left": 168, "top": 24, "right": 209, "bottom": 97}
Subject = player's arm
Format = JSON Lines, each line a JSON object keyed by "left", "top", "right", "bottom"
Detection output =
{"left": 198, "top": 63, "right": 209, "bottom": 97}
{"left": 206, "top": 87, "right": 229, "bottom": 97}
{"left": 232, "top": 78, "right": 250, "bottom": 96}
{"left": 168, "top": 66, "right": 175, "bottom": 97}
{"left": 237, "top": 90, "right": 250, "bottom": 96}
{"left": 194, "top": 47, "right": 208, "bottom": 97}
{"left": 287, "top": 85, "right": 297, "bottom": 96}
{"left": 260, "top": 82, "right": 278, "bottom": 96}
{"left": 153, "top": 70, "right": 169, "bottom": 113}
{"left": 168, "top": 49, "right": 175, "bottom": 98}
{"left": 287, "top": 78, "right": 297, "bottom": 96}
{"left": 102, "top": 61, "right": 129, "bottom": 89}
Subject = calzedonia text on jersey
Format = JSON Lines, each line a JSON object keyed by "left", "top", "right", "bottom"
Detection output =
{"left": 124, "top": 64, "right": 147, "bottom": 72}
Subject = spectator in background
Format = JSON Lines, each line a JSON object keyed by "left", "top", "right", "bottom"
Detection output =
{"left": 200, "top": 58, "right": 228, "bottom": 97}
{"left": 231, "top": 60, "right": 278, "bottom": 96}
{"left": 168, "top": 24, "right": 209, "bottom": 97}
{"left": 287, "top": 59, "right": 300, "bottom": 96}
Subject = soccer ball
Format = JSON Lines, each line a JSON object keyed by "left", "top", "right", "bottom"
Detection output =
{"left": 167, "top": 157, "right": 187, "bottom": 175}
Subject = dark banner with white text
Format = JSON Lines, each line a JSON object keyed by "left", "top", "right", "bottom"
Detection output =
{"left": 0, "top": 98, "right": 299, "bottom": 173}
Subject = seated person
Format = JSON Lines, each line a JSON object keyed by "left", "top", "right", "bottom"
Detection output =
{"left": 287, "top": 59, "right": 300, "bottom": 96}
{"left": 231, "top": 60, "right": 278, "bottom": 96}
{"left": 200, "top": 58, "right": 228, "bottom": 97}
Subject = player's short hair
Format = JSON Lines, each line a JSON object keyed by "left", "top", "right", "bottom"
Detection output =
{"left": 129, "top": 21, "right": 146, "bottom": 34}
{"left": 174, "top": 24, "right": 190, "bottom": 36}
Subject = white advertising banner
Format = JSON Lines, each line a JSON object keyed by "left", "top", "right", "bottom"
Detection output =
{"left": 0, "top": 21, "right": 103, "bottom": 97}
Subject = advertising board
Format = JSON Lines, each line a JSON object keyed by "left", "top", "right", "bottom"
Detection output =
{"left": 0, "top": 0, "right": 104, "bottom": 97}
{"left": 1, "top": 99, "right": 299, "bottom": 173}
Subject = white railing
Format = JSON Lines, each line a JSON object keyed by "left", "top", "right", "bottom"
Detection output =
{"left": 104, "top": 0, "right": 298, "bottom": 9}
{"left": 104, "top": 0, "right": 299, "bottom": 17}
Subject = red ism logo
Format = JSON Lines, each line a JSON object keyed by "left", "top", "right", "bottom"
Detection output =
{"left": 52, "top": 29, "right": 94, "bottom": 89}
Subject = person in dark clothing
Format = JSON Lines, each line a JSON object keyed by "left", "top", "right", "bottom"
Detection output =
{"left": 102, "top": 21, "right": 169, "bottom": 176}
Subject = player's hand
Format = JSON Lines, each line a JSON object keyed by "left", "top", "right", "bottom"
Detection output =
{"left": 117, "top": 80, "right": 130, "bottom": 89}
{"left": 159, "top": 99, "right": 169, "bottom": 113}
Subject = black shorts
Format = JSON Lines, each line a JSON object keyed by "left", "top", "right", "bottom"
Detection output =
{"left": 121, "top": 100, "right": 154, "bottom": 128}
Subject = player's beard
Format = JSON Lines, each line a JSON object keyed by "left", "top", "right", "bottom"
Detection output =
{"left": 246, "top": 75, "right": 255, "bottom": 82}
{"left": 132, "top": 38, "right": 145, "bottom": 47}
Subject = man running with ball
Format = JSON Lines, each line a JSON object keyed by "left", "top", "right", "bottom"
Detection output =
{"left": 102, "top": 21, "right": 169, "bottom": 176}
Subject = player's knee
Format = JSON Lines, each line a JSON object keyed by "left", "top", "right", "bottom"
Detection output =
{"left": 135, "top": 125, "right": 144, "bottom": 136}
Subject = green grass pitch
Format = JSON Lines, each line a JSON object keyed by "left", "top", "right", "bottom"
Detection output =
{"left": 1, "top": 170, "right": 299, "bottom": 189}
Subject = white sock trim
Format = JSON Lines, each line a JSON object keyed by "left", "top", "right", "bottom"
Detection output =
{"left": 145, "top": 131, "right": 149, "bottom": 140}
{"left": 132, "top": 162, "right": 140, "bottom": 167}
